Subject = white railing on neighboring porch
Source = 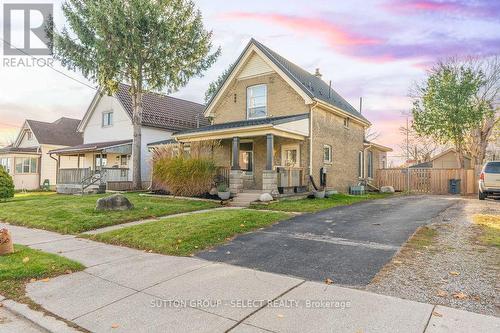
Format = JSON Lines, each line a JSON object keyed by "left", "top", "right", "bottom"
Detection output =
{"left": 57, "top": 167, "right": 129, "bottom": 184}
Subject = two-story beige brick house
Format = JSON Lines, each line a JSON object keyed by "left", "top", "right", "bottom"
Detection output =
{"left": 150, "top": 39, "right": 391, "bottom": 195}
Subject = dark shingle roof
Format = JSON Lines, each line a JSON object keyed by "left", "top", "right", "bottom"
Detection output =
{"left": 115, "top": 83, "right": 208, "bottom": 131}
{"left": 207, "top": 39, "right": 369, "bottom": 123}
{"left": 26, "top": 117, "right": 82, "bottom": 146}
{"left": 175, "top": 113, "right": 309, "bottom": 137}
{"left": 0, "top": 146, "right": 39, "bottom": 154}
{"left": 252, "top": 40, "right": 368, "bottom": 122}
{"left": 49, "top": 139, "right": 132, "bottom": 154}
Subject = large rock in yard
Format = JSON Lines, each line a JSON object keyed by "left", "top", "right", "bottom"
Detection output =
{"left": 380, "top": 186, "right": 395, "bottom": 193}
{"left": 95, "top": 194, "right": 134, "bottom": 211}
{"left": 259, "top": 193, "right": 273, "bottom": 202}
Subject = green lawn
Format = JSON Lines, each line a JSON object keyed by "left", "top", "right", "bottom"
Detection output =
{"left": 83, "top": 209, "right": 290, "bottom": 256}
{"left": 473, "top": 214, "right": 500, "bottom": 247}
{"left": 0, "top": 245, "right": 84, "bottom": 302}
{"left": 0, "top": 192, "right": 219, "bottom": 234}
{"left": 250, "top": 193, "right": 393, "bottom": 213}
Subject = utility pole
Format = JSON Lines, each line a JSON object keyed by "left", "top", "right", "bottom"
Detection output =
{"left": 406, "top": 117, "right": 410, "bottom": 194}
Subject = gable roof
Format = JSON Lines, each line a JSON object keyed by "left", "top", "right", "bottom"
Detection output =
{"left": 205, "top": 39, "right": 370, "bottom": 124}
{"left": 115, "top": 83, "right": 208, "bottom": 131}
{"left": 19, "top": 117, "right": 83, "bottom": 147}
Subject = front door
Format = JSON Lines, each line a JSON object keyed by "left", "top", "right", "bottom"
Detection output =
{"left": 239, "top": 142, "right": 254, "bottom": 173}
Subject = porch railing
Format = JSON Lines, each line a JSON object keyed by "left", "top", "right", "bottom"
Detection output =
{"left": 57, "top": 167, "right": 129, "bottom": 184}
{"left": 276, "top": 167, "right": 304, "bottom": 187}
{"left": 57, "top": 168, "right": 92, "bottom": 184}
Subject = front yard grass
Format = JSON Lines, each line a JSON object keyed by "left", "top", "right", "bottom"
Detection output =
{"left": 83, "top": 209, "right": 290, "bottom": 256}
{"left": 0, "top": 192, "right": 219, "bottom": 234}
{"left": 250, "top": 193, "right": 393, "bottom": 213}
{"left": 473, "top": 214, "right": 500, "bottom": 247}
{"left": 0, "top": 245, "right": 84, "bottom": 303}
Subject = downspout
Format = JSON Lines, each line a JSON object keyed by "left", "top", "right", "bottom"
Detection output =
{"left": 49, "top": 152, "right": 59, "bottom": 188}
{"left": 37, "top": 146, "right": 41, "bottom": 188}
{"left": 309, "top": 102, "right": 318, "bottom": 176}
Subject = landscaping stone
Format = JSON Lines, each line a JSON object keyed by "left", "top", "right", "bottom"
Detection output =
{"left": 259, "top": 193, "right": 273, "bottom": 202}
{"left": 95, "top": 193, "right": 134, "bottom": 211}
{"left": 209, "top": 187, "right": 218, "bottom": 195}
{"left": 380, "top": 186, "right": 395, "bottom": 193}
{"left": 313, "top": 190, "right": 325, "bottom": 199}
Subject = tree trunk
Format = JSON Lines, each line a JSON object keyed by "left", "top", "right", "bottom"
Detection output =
{"left": 131, "top": 89, "right": 143, "bottom": 190}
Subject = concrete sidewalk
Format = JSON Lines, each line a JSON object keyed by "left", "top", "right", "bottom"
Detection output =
{"left": 2, "top": 224, "right": 499, "bottom": 333}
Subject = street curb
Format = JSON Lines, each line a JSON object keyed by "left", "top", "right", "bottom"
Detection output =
{"left": 1, "top": 298, "right": 80, "bottom": 333}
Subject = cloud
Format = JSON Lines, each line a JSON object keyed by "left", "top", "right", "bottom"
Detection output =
{"left": 220, "top": 11, "right": 500, "bottom": 63}
{"left": 383, "top": 0, "right": 500, "bottom": 18}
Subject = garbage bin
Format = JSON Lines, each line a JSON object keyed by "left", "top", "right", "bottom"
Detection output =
{"left": 448, "top": 179, "right": 461, "bottom": 194}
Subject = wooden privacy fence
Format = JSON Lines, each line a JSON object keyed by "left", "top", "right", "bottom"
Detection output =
{"left": 375, "top": 168, "right": 479, "bottom": 195}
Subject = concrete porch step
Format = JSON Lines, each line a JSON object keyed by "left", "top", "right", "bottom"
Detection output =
{"left": 231, "top": 191, "right": 263, "bottom": 207}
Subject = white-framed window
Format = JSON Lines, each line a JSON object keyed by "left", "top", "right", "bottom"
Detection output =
{"left": 323, "top": 145, "right": 332, "bottom": 164}
{"left": 367, "top": 151, "right": 373, "bottom": 178}
{"left": 15, "top": 157, "right": 38, "bottom": 174}
{"left": 95, "top": 154, "right": 107, "bottom": 169}
{"left": 27, "top": 130, "right": 33, "bottom": 140}
{"left": 358, "top": 151, "right": 364, "bottom": 178}
{"left": 0, "top": 157, "right": 11, "bottom": 173}
{"left": 343, "top": 117, "right": 350, "bottom": 128}
{"left": 120, "top": 155, "right": 128, "bottom": 166}
{"left": 247, "top": 84, "right": 267, "bottom": 119}
{"left": 102, "top": 111, "right": 113, "bottom": 127}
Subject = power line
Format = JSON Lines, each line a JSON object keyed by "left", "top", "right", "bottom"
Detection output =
{"left": 0, "top": 37, "right": 98, "bottom": 91}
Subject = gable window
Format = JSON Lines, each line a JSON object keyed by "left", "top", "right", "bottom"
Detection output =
{"left": 323, "top": 145, "right": 332, "bottom": 164}
{"left": 343, "top": 117, "right": 350, "bottom": 128}
{"left": 102, "top": 111, "right": 113, "bottom": 127}
{"left": 247, "top": 84, "right": 267, "bottom": 119}
{"left": 358, "top": 151, "right": 364, "bottom": 178}
{"left": 367, "top": 151, "right": 374, "bottom": 178}
{"left": 15, "top": 157, "right": 38, "bottom": 174}
{"left": 27, "top": 130, "right": 33, "bottom": 140}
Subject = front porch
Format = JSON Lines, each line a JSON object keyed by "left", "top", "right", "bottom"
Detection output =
{"left": 174, "top": 114, "right": 311, "bottom": 196}
{"left": 49, "top": 140, "right": 133, "bottom": 194}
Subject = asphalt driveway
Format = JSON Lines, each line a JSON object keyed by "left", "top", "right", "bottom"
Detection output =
{"left": 197, "top": 195, "right": 458, "bottom": 286}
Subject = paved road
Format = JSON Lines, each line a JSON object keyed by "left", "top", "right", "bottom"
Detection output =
{"left": 197, "top": 195, "right": 458, "bottom": 286}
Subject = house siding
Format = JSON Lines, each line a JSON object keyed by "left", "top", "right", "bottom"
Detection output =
{"left": 83, "top": 95, "right": 133, "bottom": 144}
{"left": 211, "top": 72, "right": 310, "bottom": 124}
{"left": 311, "top": 106, "right": 365, "bottom": 192}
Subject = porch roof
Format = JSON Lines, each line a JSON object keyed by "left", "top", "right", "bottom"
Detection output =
{"left": 49, "top": 139, "right": 132, "bottom": 155}
{"left": 0, "top": 146, "right": 40, "bottom": 155}
{"left": 173, "top": 114, "right": 309, "bottom": 142}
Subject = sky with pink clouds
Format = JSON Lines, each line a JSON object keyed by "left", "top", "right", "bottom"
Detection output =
{"left": 0, "top": 0, "right": 499, "bottom": 164}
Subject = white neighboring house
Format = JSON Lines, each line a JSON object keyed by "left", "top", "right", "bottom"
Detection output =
{"left": 50, "top": 83, "right": 207, "bottom": 193}
{"left": 0, "top": 118, "right": 82, "bottom": 190}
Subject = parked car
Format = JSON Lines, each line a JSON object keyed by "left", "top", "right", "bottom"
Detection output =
{"left": 478, "top": 161, "right": 500, "bottom": 200}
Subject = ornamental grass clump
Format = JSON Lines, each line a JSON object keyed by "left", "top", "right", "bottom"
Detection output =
{"left": 152, "top": 142, "right": 220, "bottom": 197}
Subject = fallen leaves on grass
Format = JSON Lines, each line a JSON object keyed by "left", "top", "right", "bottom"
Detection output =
{"left": 22, "top": 257, "right": 29, "bottom": 263}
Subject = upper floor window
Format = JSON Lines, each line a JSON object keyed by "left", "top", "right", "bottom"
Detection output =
{"left": 102, "top": 111, "right": 113, "bottom": 127}
{"left": 343, "top": 117, "right": 350, "bottom": 128}
{"left": 247, "top": 84, "right": 267, "bottom": 119}
{"left": 15, "top": 157, "right": 37, "bottom": 174}
{"left": 323, "top": 145, "right": 332, "bottom": 164}
{"left": 27, "top": 130, "right": 33, "bottom": 140}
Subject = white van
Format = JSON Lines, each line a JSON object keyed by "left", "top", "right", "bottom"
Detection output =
{"left": 478, "top": 161, "right": 500, "bottom": 200}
